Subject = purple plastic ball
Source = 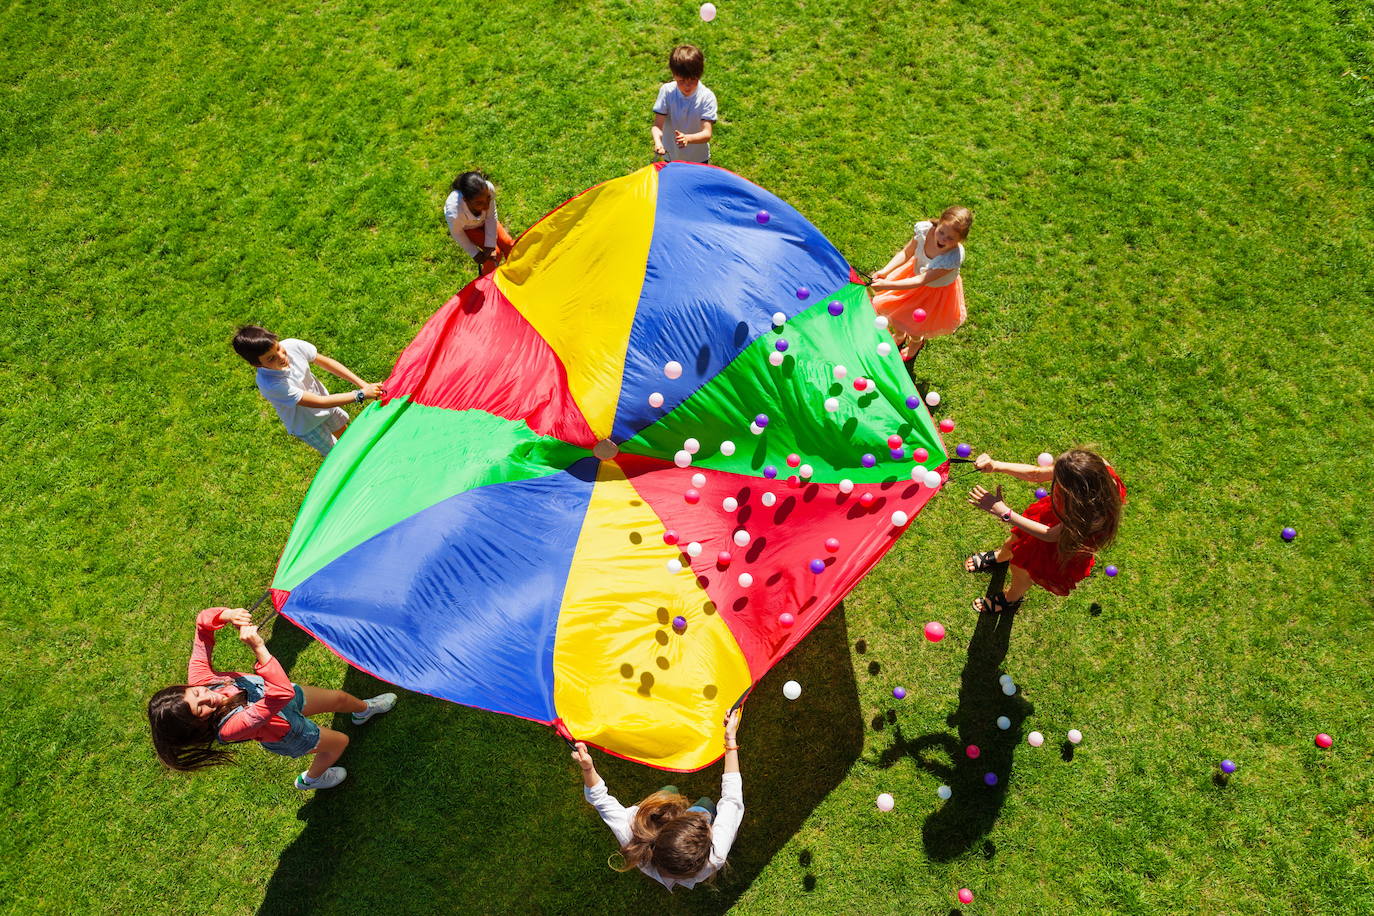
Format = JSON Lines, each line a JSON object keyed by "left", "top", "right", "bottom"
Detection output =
{"left": 1035, "top": 487, "right": 1049, "bottom": 499}
{"left": 809, "top": 558, "right": 826, "bottom": 574}
{"left": 795, "top": 286, "right": 810, "bottom": 300}
{"left": 672, "top": 615, "right": 687, "bottom": 632}
{"left": 827, "top": 300, "right": 844, "bottom": 316}
{"left": 892, "top": 686, "right": 907, "bottom": 700}
{"left": 763, "top": 465, "right": 778, "bottom": 479}
{"left": 755, "top": 209, "right": 771, "bottom": 225}
{"left": 861, "top": 453, "right": 877, "bottom": 468}
{"left": 1105, "top": 565, "right": 1119, "bottom": 577}
{"left": 1281, "top": 527, "right": 1297, "bottom": 541}
{"left": 983, "top": 772, "right": 999, "bottom": 786}
{"left": 775, "top": 338, "right": 789, "bottom": 352}
{"left": 754, "top": 414, "right": 770, "bottom": 428}
{"left": 890, "top": 448, "right": 905, "bottom": 461}
{"left": 956, "top": 443, "right": 972, "bottom": 458}
{"left": 1220, "top": 759, "right": 1237, "bottom": 774}
{"left": 905, "top": 395, "right": 920, "bottom": 409}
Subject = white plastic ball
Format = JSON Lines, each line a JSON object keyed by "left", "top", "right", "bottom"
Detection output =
{"left": 699, "top": 2, "right": 716, "bottom": 22}
{"left": 772, "top": 312, "right": 787, "bottom": 326}
{"left": 733, "top": 530, "right": 750, "bottom": 547}
{"left": 691, "top": 472, "right": 707, "bottom": 488}
{"left": 768, "top": 351, "right": 785, "bottom": 367}
{"left": 761, "top": 492, "right": 777, "bottom": 507}
{"left": 674, "top": 450, "right": 692, "bottom": 468}
{"left": 666, "top": 558, "right": 683, "bottom": 573}
{"left": 891, "top": 510, "right": 909, "bottom": 526}
{"left": 937, "top": 785, "right": 952, "bottom": 800}
{"left": 799, "top": 464, "right": 813, "bottom": 478}
{"left": 839, "top": 479, "right": 854, "bottom": 494}
{"left": 998, "top": 674, "right": 1013, "bottom": 685}
{"left": 782, "top": 680, "right": 802, "bottom": 700}
{"left": 684, "top": 438, "right": 700, "bottom": 454}
{"left": 876, "top": 793, "right": 895, "bottom": 812}
{"left": 996, "top": 716, "right": 1011, "bottom": 730}
{"left": 833, "top": 365, "right": 848, "bottom": 380}
{"left": 923, "top": 471, "right": 942, "bottom": 489}
{"left": 722, "top": 497, "right": 739, "bottom": 512}
{"left": 664, "top": 361, "right": 683, "bottom": 380}
{"left": 1067, "top": 729, "right": 1083, "bottom": 744}
{"left": 749, "top": 423, "right": 763, "bottom": 436}
{"left": 720, "top": 440, "right": 736, "bottom": 457}
{"left": 824, "top": 397, "right": 839, "bottom": 412}
{"left": 910, "top": 466, "right": 926, "bottom": 482}
{"left": 925, "top": 391, "right": 941, "bottom": 407}
{"left": 686, "top": 542, "right": 703, "bottom": 557}
{"left": 1038, "top": 452, "right": 1055, "bottom": 467}
{"left": 648, "top": 392, "right": 665, "bottom": 408}
{"left": 1027, "top": 731, "right": 1045, "bottom": 747}
{"left": 738, "top": 572, "right": 754, "bottom": 587}
{"left": 876, "top": 342, "right": 892, "bottom": 357}
{"left": 1001, "top": 682, "right": 1017, "bottom": 696}
{"left": 874, "top": 316, "right": 890, "bottom": 330}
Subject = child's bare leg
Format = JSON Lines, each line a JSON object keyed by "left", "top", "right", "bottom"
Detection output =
{"left": 993, "top": 531, "right": 1018, "bottom": 563}
{"left": 1004, "top": 564, "right": 1033, "bottom": 603}
{"left": 301, "top": 686, "right": 367, "bottom": 716}
{"left": 331, "top": 419, "right": 349, "bottom": 443}
{"left": 304, "top": 727, "right": 349, "bottom": 779}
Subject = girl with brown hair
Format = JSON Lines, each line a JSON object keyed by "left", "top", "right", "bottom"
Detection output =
{"left": 964, "top": 448, "right": 1125, "bottom": 613}
{"left": 869, "top": 204, "right": 974, "bottom": 360}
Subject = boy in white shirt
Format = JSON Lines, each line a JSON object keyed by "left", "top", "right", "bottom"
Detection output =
{"left": 232, "top": 326, "right": 383, "bottom": 457}
{"left": 652, "top": 45, "right": 718, "bottom": 164}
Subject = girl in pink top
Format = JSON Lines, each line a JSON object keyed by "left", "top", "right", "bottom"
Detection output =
{"left": 147, "top": 607, "right": 396, "bottom": 790}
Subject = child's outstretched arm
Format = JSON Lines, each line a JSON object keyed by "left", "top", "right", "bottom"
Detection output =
{"left": 974, "top": 453, "right": 1055, "bottom": 483}
{"left": 870, "top": 265, "right": 955, "bottom": 291}
{"left": 187, "top": 607, "right": 252, "bottom": 684}
{"left": 217, "top": 624, "right": 298, "bottom": 742}
{"left": 709, "top": 709, "right": 745, "bottom": 869}
{"left": 292, "top": 354, "right": 382, "bottom": 408}
{"left": 574, "top": 742, "right": 634, "bottom": 847}
{"left": 872, "top": 237, "right": 917, "bottom": 280}
{"left": 968, "top": 484, "right": 1060, "bottom": 542}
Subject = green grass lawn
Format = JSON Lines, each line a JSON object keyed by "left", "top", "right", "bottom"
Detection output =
{"left": 3, "top": 0, "right": 1372, "bottom": 912}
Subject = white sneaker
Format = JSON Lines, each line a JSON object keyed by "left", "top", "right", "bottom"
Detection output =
{"left": 352, "top": 692, "right": 397, "bottom": 725}
{"left": 295, "top": 766, "right": 347, "bottom": 790}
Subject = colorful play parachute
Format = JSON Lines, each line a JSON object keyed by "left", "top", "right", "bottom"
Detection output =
{"left": 269, "top": 163, "right": 947, "bottom": 771}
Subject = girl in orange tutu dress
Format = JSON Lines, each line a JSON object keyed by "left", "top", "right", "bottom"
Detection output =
{"left": 962, "top": 449, "right": 1125, "bottom": 614}
{"left": 869, "top": 205, "right": 973, "bottom": 360}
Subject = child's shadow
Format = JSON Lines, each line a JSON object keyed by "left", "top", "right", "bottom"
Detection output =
{"left": 876, "top": 586, "right": 1032, "bottom": 862}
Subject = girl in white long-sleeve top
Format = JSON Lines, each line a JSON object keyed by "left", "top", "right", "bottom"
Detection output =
{"left": 572, "top": 709, "right": 743, "bottom": 890}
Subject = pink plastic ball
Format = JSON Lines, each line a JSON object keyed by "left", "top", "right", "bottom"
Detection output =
{"left": 663, "top": 531, "right": 679, "bottom": 546}
{"left": 1315, "top": 733, "right": 1333, "bottom": 748}
{"left": 684, "top": 489, "right": 700, "bottom": 504}
{"left": 923, "top": 621, "right": 946, "bottom": 642}
{"left": 824, "top": 537, "right": 841, "bottom": 553}
{"left": 717, "top": 551, "right": 732, "bottom": 565}
{"left": 786, "top": 453, "right": 801, "bottom": 468}
{"left": 958, "top": 888, "right": 974, "bottom": 905}
{"left": 859, "top": 492, "right": 876, "bottom": 507}
{"left": 938, "top": 418, "right": 956, "bottom": 433}
{"left": 913, "top": 447, "right": 928, "bottom": 463}
{"left": 965, "top": 744, "right": 981, "bottom": 759}
{"left": 778, "top": 612, "right": 795, "bottom": 627}
{"left": 913, "top": 308, "right": 928, "bottom": 323}
{"left": 853, "top": 378, "right": 868, "bottom": 392}
{"left": 887, "top": 434, "right": 903, "bottom": 449}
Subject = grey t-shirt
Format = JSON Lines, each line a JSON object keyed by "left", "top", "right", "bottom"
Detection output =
{"left": 653, "top": 82, "right": 718, "bottom": 163}
{"left": 255, "top": 338, "right": 334, "bottom": 436}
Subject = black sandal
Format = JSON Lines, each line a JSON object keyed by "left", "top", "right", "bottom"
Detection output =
{"left": 965, "top": 550, "right": 1006, "bottom": 573}
{"left": 974, "top": 592, "right": 1023, "bottom": 614}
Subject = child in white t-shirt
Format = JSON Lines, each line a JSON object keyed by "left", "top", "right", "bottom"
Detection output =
{"left": 444, "top": 171, "right": 515, "bottom": 276}
{"left": 231, "top": 325, "right": 382, "bottom": 457}
{"left": 652, "top": 45, "right": 718, "bottom": 164}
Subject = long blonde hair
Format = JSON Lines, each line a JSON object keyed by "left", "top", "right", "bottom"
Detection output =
{"left": 614, "top": 790, "right": 714, "bottom": 880}
{"left": 1051, "top": 449, "right": 1122, "bottom": 560}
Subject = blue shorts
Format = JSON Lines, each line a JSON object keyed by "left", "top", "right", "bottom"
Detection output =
{"left": 219, "top": 677, "right": 321, "bottom": 759}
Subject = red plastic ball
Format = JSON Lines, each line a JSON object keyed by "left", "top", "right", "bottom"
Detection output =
{"left": 778, "top": 612, "right": 795, "bottom": 627}
{"left": 786, "top": 453, "right": 801, "bottom": 468}
{"left": 824, "top": 537, "right": 841, "bottom": 553}
{"left": 1315, "top": 733, "right": 1333, "bottom": 748}
{"left": 853, "top": 378, "right": 868, "bottom": 391}
{"left": 913, "top": 308, "right": 928, "bottom": 323}
{"left": 887, "top": 434, "right": 903, "bottom": 449}
{"left": 913, "top": 447, "right": 928, "bottom": 463}
{"left": 859, "top": 492, "right": 876, "bottom": 507}
{"left": 965, "top": 744, "right": 981, "bottom": 759}
{"left": 957, "top": 888, "right": 974, "bottom": 905}
{"left": 717, "top": 551, "right": 732, "bottom": 565}
{"left": 663, "top": 531, "right": 679, "bottom": 546}
{"left": 684, "top": 489, "right": 700, "bottom": 504}
{"left": 938, "top": 418, "right": 956, "bottom": 433}
{"left": 787, "top": 475, "right": 802, "bottom": 488}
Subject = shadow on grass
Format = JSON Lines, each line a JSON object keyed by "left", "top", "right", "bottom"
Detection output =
{"left": 876, "top": 573, "right": 1033, "bottom": 862}
{"left": 256, "top": 606, "right": 862, "bottom": 915}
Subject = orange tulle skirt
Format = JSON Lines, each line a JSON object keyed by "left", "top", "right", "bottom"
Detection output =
{"left": 870, "top": 259, "right": 966, "bottom": 339}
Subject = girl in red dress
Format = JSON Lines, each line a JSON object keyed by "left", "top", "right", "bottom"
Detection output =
{"left": 963, "top": 449, "right": 1125, "bottom": 613}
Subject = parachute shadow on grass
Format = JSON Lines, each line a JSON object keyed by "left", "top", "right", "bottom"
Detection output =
{"left": 256, "top": 605, "right": 862, "bottom": 915}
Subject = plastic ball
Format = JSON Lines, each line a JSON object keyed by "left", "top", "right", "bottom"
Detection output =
{"left": 1035, "top": 487, "right": 1049, "bottom": 499}
{"left": 666, "top": 558, "right": 683, "bottom": 573}
{"left": 965, "top": 744, "right": 981, "bottom": 759}
{"left": 782, "top": 680, "right": 802, "bottom": 700}
{"left": 892, "top": 686, "right": 907, "bottom": 699}
{"left": 824, "top": 397, "right": 840, "bottom": 412}
{"left": 761, "top": 492, "right": 777, "bottom": 507}
{"left": 925, "top": 390, "right": 941, "bottom": 407}
{"left": 891, "top": 510, "right": 909, "bottom": 526}
{"left": 874, "top": 315, "right": 890, "bottom": 330}
{"left": 673, "top": 615, "right": 687, "bottom": 630}
{"left": 795, "top": 286, "right": 810, "bottom": 300}
{"left": 699, "top": 2, "right": 716, "bottom": 21}
{"left": 913, "top": 447, "right": 928, "bottom": 463}
{"left": 1220, "top": 759, "right": 1237, "bottom": 774}
{"left": 876, "top": 342, "right": 892, "bottom": 357}
{"left": 839, "top": 479, "right": 854, "bottom": 494}
{"left": 827, "top": 300, "right": 844, "bottom": 316}
{"left": 1315, "top": 733, "right": 1333, "bottom": 748}
{"left": 809, "top": 558, "right": 825, "bottom": 574}
{"left": 1038, "top": 452, "right": 1055, "bottom": 467}
{"left": 663, "top": 361, "right": 683, "bottom": 379}
{"left": 996, "top": 716, "right": 1011, "bottom": 730}
{"left": 749, "top": 423, "right": 763, "bottom": 436}
{"left": 905, "top": 395, "right": 920, "bottom": 409}
{"left": 754, "top": 414, "right": 770, "bottom": 428}
{"left": 1027, "top": 731, "right": 1045, "bottom": 747}
{"left": 853, "top": 378, "right": 869, "bottom": 392}
{"left": 774, "top": 338, "right": 789, "bottom": 353}
{"left": 1281, "top": 526, "right": 1297, "bottom": 541}
{"left": 720, "top": 440, "right": 736, "bottom": 456}
{"left": 768, "top": 350, "right": 785, "bottom": 367}
{"left": 998, "top": 674, "right": 1013, "bottom": 686}
{"left": 755, "top": 209, "right": 770, "bottom": 225}
{"left": 717, "top": 551, "right": 732, "bottom": 565}
{"left": 786, "top": 453, "right": 801, "bottom": 468}
{"left": 1067, "top": 729, "right": 1083, "bottom": 744}
{"left": 937, "top": 785, "right": 952, "bottom": 800}
{"left": 910, "top": 466, "right": 926, "bottom": 483}
{"left": 984, "top": 772, "right": 999, "bottom": 786}
{"left": 771, "top": 312, "right": 786, "bottom": 326}
{"left": 1001, "top": 682, "right": 1016, "bottom": 696}
{"left": 859, "top": 492, "right": 876, "bottom": 507}
{"left": 648, "top": 392, "right": 665, "bottom": 408}
{"left": 763, "top": 465, "right": 778, "bottom": 479}
{"left": 912, "top": 308, "right": 928, "bottom": 322}
{"left": 824, "top": 537, "right": 841, "bottom": 553}
{"left": 683, "top": 489, "right": 700, "bottom": 504}
{"left": 890, "top": 448, "right": 905, "bottom": 461}
{"left": 958, "top": 889, "right": 974, "bottom": 905}
{"left": 923, "top": 470, "right": 942, "bottom": 489}
{"left": 684, "top": 438, "right": 700, "bottom": 454}
{"left": 686, "top": 541, "right": 702, "bottom": 557}
{"left": 738, "top": 572, "right": 753, "bottom": 587}
{"left": 691, "top": 472, "right": 707, "bottom": 488}
{"left": 1105, "top": 565, "right": 1119, "bottom": 577}
{"left": 722, "top": 497, "right": 739, "bottom": 512}
{"left": 875, "top": 792, "right": 894, "bottom": 812}
{"left": 779, "top": 612, "right": 796, "bottom": 627}
{"left": 883, "top": 434, "right": 900, "bottom": 449}
{"left": 938, "top": 418, "right": 956, "bottom": 433}
{"left": 833, "top": 365, "right": 848, "bottom": 380}
{"left": 923, "top": 621, "right": 946, "bottom": 642}
{"left": 733, "top": 530, "right": 751, "bottom": 547}
{"left": 799, "top": 463, "right": 814, "bottom": 478}
{"left": 956, "top": 443, "right": 972, "bottom": 458}
{"left": 674, "top": 450, "right": 692, "bottom": 468}
{"left": 861, "top": 453, "right": 877, "bottom": 468}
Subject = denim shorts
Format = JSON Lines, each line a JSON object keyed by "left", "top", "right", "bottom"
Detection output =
{"left": 219, "top": 676, "right": 321, "bottom": 759}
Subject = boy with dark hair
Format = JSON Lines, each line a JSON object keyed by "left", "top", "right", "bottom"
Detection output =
{"left": 651, "top": 45, "right": 718, "bottom": 164}
{"left": 231, "top": 326, "right": 382, "bottom": 457}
